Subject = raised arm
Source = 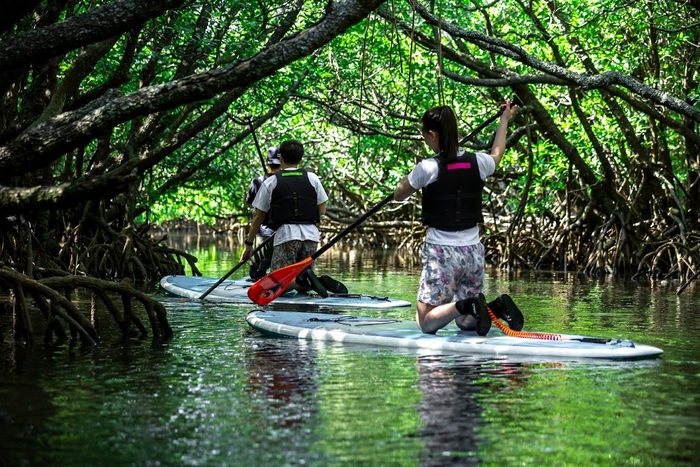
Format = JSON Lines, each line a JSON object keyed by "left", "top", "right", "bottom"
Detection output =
{"left": 489, "top": 98, "right": 519, "bottom": 168}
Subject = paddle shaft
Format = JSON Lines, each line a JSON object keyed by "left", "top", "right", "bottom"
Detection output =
{"left": 311, "top": 193, "right": 394, "bottom": 260}
{"left": 198, "top": 233, "right": 276, "bottom": 300}
{"left": 201, "top": 119, "right": 274, "bottom": 300}
{"left": 248, "top": 119, "right": 267, "bottom": 173}
{"left": 458, "top": 109, "right": 504, "bottom": 146}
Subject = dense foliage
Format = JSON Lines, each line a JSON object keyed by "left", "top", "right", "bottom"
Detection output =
{"left": 147, "top": 0, "right": 700, "bottom": 279}
{"left": 0, "top": 0, "right": 698, "bottom": 342}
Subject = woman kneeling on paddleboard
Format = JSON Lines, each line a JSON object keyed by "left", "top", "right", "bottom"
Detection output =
{"left": 393, "top": 99, "right": 523, "bottom": 336}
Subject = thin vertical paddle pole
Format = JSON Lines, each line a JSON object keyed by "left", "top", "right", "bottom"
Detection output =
{"left": 198, "top": 118, "right": 276, "bottom": 300}
{"left": 248, "top": 119, "right": 268, "bottom": 174}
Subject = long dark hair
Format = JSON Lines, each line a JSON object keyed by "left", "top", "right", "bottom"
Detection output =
{"left": 421, "top": 105, "right": 459, "bottom": 162}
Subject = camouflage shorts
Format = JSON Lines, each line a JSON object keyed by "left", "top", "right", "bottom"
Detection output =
{"left": 271, "top": 240, "right": 318, "bottom": 271}
{"left": 417, "top": 242, "right": 485, "bottom": 306}
{"left": 251, "top": 235, "right": 274, "bottom": 264}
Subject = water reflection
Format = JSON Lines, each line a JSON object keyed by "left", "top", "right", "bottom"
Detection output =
{"left": 244, "top": 337, "right": 320, "bottom": 429}
{"left": 415, "top": 355, "right": 488, "bottom": 466}
{"left": 1, "top": 234, "right": 700, "bottom": 466}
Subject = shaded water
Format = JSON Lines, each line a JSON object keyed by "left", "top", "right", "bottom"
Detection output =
{"left": 1, "top": 234, "right": 699, "bottom": 466}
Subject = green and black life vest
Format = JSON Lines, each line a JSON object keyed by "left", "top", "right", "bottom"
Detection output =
{"left": 421, "top": 151, "right": 484, "bottom": 231}
{"left": 267, "top": 168, "right": 320, "bottom": 229}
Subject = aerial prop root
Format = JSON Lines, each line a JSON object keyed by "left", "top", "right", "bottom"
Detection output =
{"left": 0, "top": 265, "right": 172, "bottom": 345}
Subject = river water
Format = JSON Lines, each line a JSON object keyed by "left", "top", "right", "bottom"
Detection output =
{"left": 1, "top": 235, "right": 699, "bottom": 466}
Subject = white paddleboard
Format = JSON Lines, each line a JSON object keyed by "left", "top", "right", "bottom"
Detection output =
{"left": 160, "top": 275, "right": 412, "bottom": 309}
{"left": 246, "top": 310, "right": 663, "bottom": 360}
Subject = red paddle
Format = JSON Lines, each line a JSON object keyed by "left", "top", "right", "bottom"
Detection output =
{"left": 248, "top": 256, "right": 314, "bottom": 304}
{"left": 248, "top": 194, "right": 394, "bottom": 305}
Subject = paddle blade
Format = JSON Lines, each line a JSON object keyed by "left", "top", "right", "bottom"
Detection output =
{"left": 247, "top": 256, "right": 314, "bottom": 305}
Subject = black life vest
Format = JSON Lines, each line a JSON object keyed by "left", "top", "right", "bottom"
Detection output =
{"left": 421, "top": 151, "right": 484, "bottom": 231}
{"left": 267, "top": 168, "right": 320, "bottom": 229}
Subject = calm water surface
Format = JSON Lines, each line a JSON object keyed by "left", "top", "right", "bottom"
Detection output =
{"left": 1, "top": 235, "right": 699, "bottom": 466}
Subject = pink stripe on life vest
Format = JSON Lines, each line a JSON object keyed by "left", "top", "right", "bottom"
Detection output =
{"left": 446, "top": 162, "right": 471, "bottom": 170}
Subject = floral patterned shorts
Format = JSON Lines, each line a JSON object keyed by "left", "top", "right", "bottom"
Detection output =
{"left": 417, "top": 242, "right": 485, "bottom": 306}
{"left": 271, "top": 240, "right": 318, "bottom": 271}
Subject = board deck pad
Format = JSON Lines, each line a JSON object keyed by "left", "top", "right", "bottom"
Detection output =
{"left": 246, "top": 310, "right": 663, "bottom": 360}
{"left": 160, "top": 275, "right": 412, "bottom": 309}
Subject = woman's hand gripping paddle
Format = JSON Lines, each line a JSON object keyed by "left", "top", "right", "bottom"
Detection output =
{"left": 248, "top": 194, "right": 394, "bottom": 305}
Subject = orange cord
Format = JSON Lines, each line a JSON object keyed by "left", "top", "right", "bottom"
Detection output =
{"left": 486, "top": 305, "right": 564, "bottom": 341}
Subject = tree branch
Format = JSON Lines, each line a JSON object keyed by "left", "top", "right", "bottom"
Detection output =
{"left": 0, "top": 0, "right": 186, "bottom": 71}
{"left": 0, "top": 0, "right": 387, "bottom": 180}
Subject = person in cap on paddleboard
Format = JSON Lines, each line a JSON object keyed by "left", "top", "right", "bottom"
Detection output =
{"left": 393, "top": 99, "right": 523, "bottom": 335}
{"left": 245, "top": 146, "right": 281, "bottom": 279}
{"left": 241, "top": 139, "right": 347, "bottom": 296}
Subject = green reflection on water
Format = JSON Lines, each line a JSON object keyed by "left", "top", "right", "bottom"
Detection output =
{"left": 475, "top": 365, "right": 669, "bottom": 466}
{"left": 311, "top": 348, "right": 423, "bottom": 465}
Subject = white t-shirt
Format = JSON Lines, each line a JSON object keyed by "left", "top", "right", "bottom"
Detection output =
{"left": 252, "top": 168, "right": 329, "bottom": 246}
{"left": 406, "top": 150, "right": 495, "bottom": 246}
{"left": 246, "top": 174, "right": 274, "bottom": 237}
